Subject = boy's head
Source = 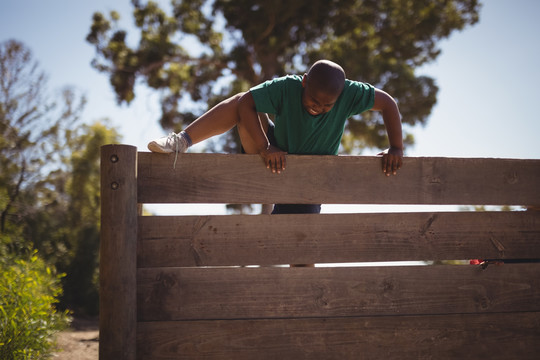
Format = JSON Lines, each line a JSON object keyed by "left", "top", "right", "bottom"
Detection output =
{"left": 302, "top": 60, "right": 345, "bottom": 116}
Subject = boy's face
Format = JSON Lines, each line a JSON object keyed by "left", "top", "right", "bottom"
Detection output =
{"left": 301, "top": 75, "right": 340, "bottom": 116}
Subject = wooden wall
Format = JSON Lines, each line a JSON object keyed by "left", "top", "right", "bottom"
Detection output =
{"left": 100, "top": 145, "right": 540, "bottom": 359}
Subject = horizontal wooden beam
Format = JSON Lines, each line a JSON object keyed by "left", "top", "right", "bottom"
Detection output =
{"left": 137, "top": 312, "right": 540, "bottom": 359}
{"left": 137, "top": 264, "right": 540, "bottom": 321}
{"left": 138, "top": 211, "right": 540, "bottom": 267}
{"left": 137, "top": 153, "right": 540, "bottom": 205}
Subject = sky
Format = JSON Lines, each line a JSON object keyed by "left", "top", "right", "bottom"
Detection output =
{"left": 1, "top": 0, "right": 540, "bottom": 215}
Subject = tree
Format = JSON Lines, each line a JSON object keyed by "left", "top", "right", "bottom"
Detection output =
{"left": 0, "top": 251, "right": 69, "bottom": 360}
{"left": 87, "top": 0, "right": 480, "bottom": 153}
{"left": 23, "top": 121, "right": 120, "bottom": 316}
{"left": 56, "top": 121, "right": 120, "bottom": 315}
{"left": 0, "top": 39, "right": 121, "bottom": 316}
{"left": 0, "top": 39, "right": 87, "bottom": 356}
{"left": 0, "top": 39, "right": 85, "bottom": 246}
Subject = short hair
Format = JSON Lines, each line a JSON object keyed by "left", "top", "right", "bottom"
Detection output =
{"left": 305, "top": 60, "right": 346, "bottom": 96}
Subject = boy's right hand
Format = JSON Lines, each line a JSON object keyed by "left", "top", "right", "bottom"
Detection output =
{"left": 260, "top": 145, "right": 287, "bottom": 174}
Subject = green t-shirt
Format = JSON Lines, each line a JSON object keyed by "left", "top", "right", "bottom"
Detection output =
{"left": 250, "top": 75, "right": 375, "bottom": 155}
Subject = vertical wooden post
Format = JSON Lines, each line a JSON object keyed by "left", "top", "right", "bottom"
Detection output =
{"left": 100, "top": 145, "right": 137, "bottom": 360}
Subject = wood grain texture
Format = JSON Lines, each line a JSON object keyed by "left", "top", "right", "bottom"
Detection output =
{"left": 137, "top": 211, "right": 540, "bottom": 267}
{"left": 137, "top": 152, "right": 540, "bottom": 205}
{"left": 137, "top": 264, "right": 540, "bottom": 321}
{"left": 137, "top": 312, "right": 540, "bottom": 360}
{"left": 100, "top": 145, "right": 138, "bottom": 360}
{"left": 98, "top": 147, "right": 540, "bottom": 359}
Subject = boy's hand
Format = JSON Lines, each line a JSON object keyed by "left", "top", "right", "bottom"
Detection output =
{"left": 260, "top": 145, "right": 287, "bottom": 174}
{"left": 378, "top": 147, "right": 403, "bottom": 176}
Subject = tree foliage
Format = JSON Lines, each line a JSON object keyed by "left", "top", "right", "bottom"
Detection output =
{"left": 0, "top": 39, "right": 121, "bottom": 316}
{"left": 26, "top": 121, "right": 120, "bottom": 315}
{"left": 0, "top": 251, "right": 70, "bottom": 360}
{"left": 87, "top": 0, "right": 480, "bottom": 153}
{"left": 60, "top": 122, "right": 120, "bottom": 315}
{"left": 0, "top": 39, "right": 85, "bottom": 244}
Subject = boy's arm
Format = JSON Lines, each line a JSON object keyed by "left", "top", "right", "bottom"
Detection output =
{"left": 237, "top": 92, "right": 287, "bottom": 173}
{"left": 371, "top": 88, "right": 404, "bottom": 176}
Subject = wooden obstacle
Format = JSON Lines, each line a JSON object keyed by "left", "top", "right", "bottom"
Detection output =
{"left": 100, "top": 144, "right": 540, "bottom": 359}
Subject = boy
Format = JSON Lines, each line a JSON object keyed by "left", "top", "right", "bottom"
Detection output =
{"left": 148, "top": 60, "right": 403, "bottom": 214}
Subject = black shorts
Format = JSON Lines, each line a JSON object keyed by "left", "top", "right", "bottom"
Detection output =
{"left": 242, "top": 123, "right": 321, "bottom": 215}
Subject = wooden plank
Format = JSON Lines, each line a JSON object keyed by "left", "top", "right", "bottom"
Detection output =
{"left": 138, "top": 211, "right": 540, "bottom": 267}
{"left": 137, "top": 264, "right": 540, "bottom": 321}
{"left": 100, "top": 144, "right": 138, "bottom": 360}
{"left": 137, "top": 153, "right": 540, "bottom": 205}
{"left": 137, "top": 312, "right": 540, "bottom": 360}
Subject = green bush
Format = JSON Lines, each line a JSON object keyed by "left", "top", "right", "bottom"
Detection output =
{"left": 0, "top": 251, "right": 70, "bottom": 360}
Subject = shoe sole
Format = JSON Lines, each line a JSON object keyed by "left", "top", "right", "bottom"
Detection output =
{"left": 147, "top": 141, "right": 172, "bottom": 153}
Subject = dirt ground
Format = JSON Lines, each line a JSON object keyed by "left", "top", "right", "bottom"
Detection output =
{"left": 51, "top": 318, "right": 99, "bottom": 360}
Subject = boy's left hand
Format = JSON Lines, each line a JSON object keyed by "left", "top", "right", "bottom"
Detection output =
{"left": 378, "top": 147, "right": 403, "bottom": 176}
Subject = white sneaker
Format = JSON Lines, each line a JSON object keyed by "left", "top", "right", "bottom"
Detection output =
{"left": 147, "top": 133, "right": 188, "bottom": 154}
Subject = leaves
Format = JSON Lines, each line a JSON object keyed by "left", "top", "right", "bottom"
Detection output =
{"left": 87, "top": 0, "right": 480, "bottom": 153}
{"left": 0, "top": 250, "right": 70, "bottom": 360}
{"left": 29, "top": 121, "right": 120, "bottom": 316}
{"left": 1, "top": 39, "right": 120, "bottom": 316}
{"left": 0, "top": 40, "right": 84, "bottom": 243}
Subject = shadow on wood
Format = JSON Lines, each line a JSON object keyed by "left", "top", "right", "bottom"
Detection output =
{"left": 101, "top": 145, "right": 540, "bottom": 360}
